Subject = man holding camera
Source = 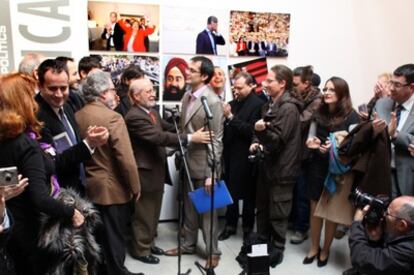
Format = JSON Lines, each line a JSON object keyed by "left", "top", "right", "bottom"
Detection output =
{"left": 349, "top": 196, "right": 414, "bottom": 274}
{"left": 250, "top": 65, "right": 302, "bottom": 264}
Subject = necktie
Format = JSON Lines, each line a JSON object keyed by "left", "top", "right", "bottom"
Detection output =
{"left": 395, "top": 104, "right": 404, "bottom": 127}
{"left": 59, "top": 108, "right": 77, "bottom": 145}
{"left": 59, "top": 108, "right": 87, "bottom": 186}
{"left": 149, "top": 110, "right": 157, "bottom": 124}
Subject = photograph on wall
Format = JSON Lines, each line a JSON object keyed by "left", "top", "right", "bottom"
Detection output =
{"left": 97, "top": 54, "right": 160, "bottom": 99}
{"left": 162, "top": 55, "right": 228, "bottom": 102}
{"left": 228, "top": 57, "right": 268, "bottom": 97}
{"left": 229, "top": 10, "right": 290, "bottom": 57}
{"left": 87, "top": 1, "right": 159, "bottom": 53}
{"left": 162, "top": 6, "right": 229, "bottom": 56}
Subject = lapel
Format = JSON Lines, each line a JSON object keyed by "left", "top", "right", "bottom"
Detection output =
{"left": 184, "top": 87, "right": 206, "bottom": 127}
{"left": 36, "top": 93, "right": 64, "bottom": 129}
{"left": 401, "top": 103, "right": 414, "bottom": 132}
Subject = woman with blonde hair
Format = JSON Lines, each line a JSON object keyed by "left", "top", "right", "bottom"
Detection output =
{"left": 0, "top": 73, "right": 84, "bottom": 275}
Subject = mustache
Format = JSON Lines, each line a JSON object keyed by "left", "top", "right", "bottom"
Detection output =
{"left": 164, "top": 85, "right": 186, "bottom": 94}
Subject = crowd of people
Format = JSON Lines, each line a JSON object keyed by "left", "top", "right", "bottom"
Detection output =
{"left": 1, "top": 50, "right": 414, "bottom": 275}
{"left": 229, "top": 11, "right": 290, "bottom": 57}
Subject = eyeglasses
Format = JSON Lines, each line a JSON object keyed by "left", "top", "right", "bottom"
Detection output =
{"left": 189, "top": 68, "right": 201, "bottom": 74}
{"left": 106, "top": 87, "right": 117, "bottom": 94}
{"left": 389, "top": 81, "right": 410, "bottom": 89}
{"left": 385, "top": 209, "right": 412, "bottom": 225}
{"left": 46, "top": 86, "right": 68, "bottom": 93}
{"left": 322, "top": 87, "right": 336, "bottom": 93}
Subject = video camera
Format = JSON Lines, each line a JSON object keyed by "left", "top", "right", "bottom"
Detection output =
{"left": 349, "top": 188, "right": 390, "bottom": 228}
{"left": 248, "top": 145, "right": 264, "bottom": 163}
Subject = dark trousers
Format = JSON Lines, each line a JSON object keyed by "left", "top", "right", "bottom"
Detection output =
{"left": 96, "top": 203, "right": 131, "bottom": 275}
{"left": 256, "top": 180, "right": 294, "bottom": 249}
{"left": 224, "top": 199, "right": 255, "bottom": 232}
{"left": 289, "top": 167, "right": 310, "bottom": 233}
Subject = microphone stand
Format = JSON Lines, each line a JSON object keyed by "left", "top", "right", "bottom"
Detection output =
{"left": 194, "top": 114, "right": 217, "bottom": 275}
{"left": 171, "top": 109, "right": 193, "bottom": 275}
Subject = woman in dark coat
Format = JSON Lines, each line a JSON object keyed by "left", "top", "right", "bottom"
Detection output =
{"left": 0, "top": 73, "right": 85, "bottom": 275}
{"left": 304, "top": 77, "right": 360, "bottom": 267}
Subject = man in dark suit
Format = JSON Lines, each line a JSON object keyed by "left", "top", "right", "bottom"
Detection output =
{"left": 164, "top": 56, "right": 224, "bottom": 269}
{"left": 125, "top": 78, "right": 210, "bottom": 265}
{"left": 218, "top": 72, "right": 264, "bottom": 241}
{"left": 36, "top": 59, "right": 108, "bottom": 194}
{"left": 75, "top": 71, "right": 142, "bottom": 275}
{"left": 196, "top": 16, "right": 225, "bottom": 55}
{"left": 101, "top": 11, "right": 125, "bottom": 51}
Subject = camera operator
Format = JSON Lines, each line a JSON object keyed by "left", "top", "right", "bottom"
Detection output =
{"left": 349, "top": 195, "right": 414, "bottom": 274}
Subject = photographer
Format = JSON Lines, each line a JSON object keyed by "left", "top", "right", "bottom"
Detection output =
{"left": 349, "top": 195, "right": 414, "bottom": 274}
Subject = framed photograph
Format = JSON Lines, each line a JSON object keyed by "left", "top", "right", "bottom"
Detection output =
{"left": 97, "top": 54, "right": 160, "bottom": 100}
{"left": 162, "top": 6, "right": 229, "bottom": 56}
{"left": 228, "top": 57, "right": 268, "bottom": 96}
{"left": 53, "top": 132, "right": 73, "bottom": 154}
{"left": 88, "top": 1, "right": 159, "bottom": 53}
{"left": 229, "top": 10, "right": 290, "bottom": 57}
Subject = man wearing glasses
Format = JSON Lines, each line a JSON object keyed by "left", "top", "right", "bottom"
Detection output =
{"left": 388, "top": 64, "right": 414, "bottom": 197}
{"left": 348, "top": 196, "right": 414, "bottom": 274}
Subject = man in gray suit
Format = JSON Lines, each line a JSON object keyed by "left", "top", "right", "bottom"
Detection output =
{"left": 164, "top": 56, "right": 224, "bottom": 269}
{"left": 388, "top": 64, "right": 414, "bottom": 196}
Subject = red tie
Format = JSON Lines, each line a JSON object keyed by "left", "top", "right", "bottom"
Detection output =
{"left": 149, "top": 111, "right": 157, "bottom": 124}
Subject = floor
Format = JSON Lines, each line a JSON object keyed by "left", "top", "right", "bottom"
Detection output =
{"left": 124, "top": 220, "right": 351, "bottom": 275}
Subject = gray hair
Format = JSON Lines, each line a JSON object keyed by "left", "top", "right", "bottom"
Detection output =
{"left": 18, "top": 53, "right": 45, "bottom": 75}
{"left": 82, "top": 71, "right": 112, "bottom": 103}
{"left": 398, "top": 202, "right": 414, "bottom": 225}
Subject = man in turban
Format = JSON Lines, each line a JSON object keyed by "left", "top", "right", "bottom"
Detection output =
{"left": 163, "top": 58, "right": 188, "bottom": 101}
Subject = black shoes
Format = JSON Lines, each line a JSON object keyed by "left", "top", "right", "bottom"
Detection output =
{"left": 303, "top": 248, "right": 321, "bottom": 264}
{"left": 133, "top": 254, "right": 160, "bottom": 264}
{"left": 150, "top": 246, "right": 164, "bottom": 255}
{"left": 317, "top": 252, "right": 329, "bottom": 267}
{"left": 218, "top": 228, "right": 236, "bottom": 241}
{"left": 125, "top": 271, "right": 144, "bottom": 275}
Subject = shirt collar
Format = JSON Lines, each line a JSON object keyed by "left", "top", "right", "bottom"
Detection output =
{"left": 138, "top": 105, "right": 151, "bottom": 114}
{"left": 402, "top": 94, "right": 414, "bottom": 112}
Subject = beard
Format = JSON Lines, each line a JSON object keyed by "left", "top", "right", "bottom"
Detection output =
{"left": 163, "top": 85, "right": 187, "bottom": 101}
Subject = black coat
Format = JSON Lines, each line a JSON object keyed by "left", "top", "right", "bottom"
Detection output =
{"left": 349, "top": 221, "right": 414, "bottom": 275}
{"left": 0, "top": 133, "right": 74, "bottom": 275}
{"left": 0, "top": 210, "right": 14, "bottom": 275}
{"left": 101, "top": 23, "right": 124, "bottom": 51}
{"left": 35, "top": 93, "right": 91, "bottom": 193}
{"left": 223, "top": 93, "right": 264, "bottom": 199}
{"left": 195, "top": 29, "right": 225, "bottom": 55}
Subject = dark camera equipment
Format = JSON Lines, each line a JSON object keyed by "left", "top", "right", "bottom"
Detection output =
{"left": 349, "top": 188, "right": 389, "bottom": 227}
{"left": 248, "top": 146, "right": 264, "bottom": 163}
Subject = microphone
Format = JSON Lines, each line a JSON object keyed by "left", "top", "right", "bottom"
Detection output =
{"left": 201, "top": 96, "right": 213, "bottom": 120}
{"left": 163, "top": 105, "right": 180, "bottom": 118}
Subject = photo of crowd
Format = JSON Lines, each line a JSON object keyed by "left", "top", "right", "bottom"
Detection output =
{"left": 228, "top": 57, "right": 268, "bottom": 96}
{"left": 87, "top": 1, "right": 159, "bottom": 53}
{"left": 229, "top": 10, "right": 290, "bottom": 57}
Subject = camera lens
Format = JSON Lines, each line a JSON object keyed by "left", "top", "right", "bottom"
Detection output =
{"left": 5, "top": 172, "right": 12, "bottom": 182}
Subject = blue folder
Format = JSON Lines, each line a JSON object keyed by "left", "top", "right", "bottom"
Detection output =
{"left": 188, "top": 180, "right": 233, "bottom": 214}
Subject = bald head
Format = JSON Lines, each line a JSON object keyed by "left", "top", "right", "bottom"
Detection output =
{"left": 18, "top": 53, "right": 46, "bottom": 79}
{"left": 393, "top": 196, "right": 414, "bottom": 223}
{"left": 129, "top": 78, "right": 156, "bottom": 109}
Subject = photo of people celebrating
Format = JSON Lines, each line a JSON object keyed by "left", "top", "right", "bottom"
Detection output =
{"left": 88, "top": 1, "right": 159, "bottom": 53}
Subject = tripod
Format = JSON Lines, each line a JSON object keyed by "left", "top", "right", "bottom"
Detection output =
{"left": 170, "top": 110, "right": 193, "bottom": 275}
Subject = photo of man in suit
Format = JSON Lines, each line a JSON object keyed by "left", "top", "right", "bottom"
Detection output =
{"left": 164, "top": 56, "right": 224, "bottom": 269}
{"left": 75, "top": 71, "right": 141, "bottom": 275}
{"left": 101, "top": 11, "right": 125, "bottom": 51}
{"left": 35, "top": 59, "right": 108, "bottom": 195}
{"left": 196, "top": 16, "right": 226, "bottom": 55}
{"left": 125, "top": 78, "right": 211, "bottom": 265}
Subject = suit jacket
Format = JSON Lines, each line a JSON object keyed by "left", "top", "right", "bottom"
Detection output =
{"left": 180, "top": 85, "right": 224, "bottom": 180}
{"left": 101, "top": 22, "right": 124, "bottom": 51}
{"left": 66, "top": 89, "right": 85, "bottom": 114}
{"left": 223, "top": 92, "right": 264, "bottom": 199}
{"left": 35, "top": 93, "right": 91, "bottom": 192}
{"left": 196, "top": 29, "right": 225, "bottom": 55}
{"left": 125, "top": 105, "right": 184, "bottom": 192}
{"left": 75, "top": 101, "right": 140, "bottom": 205}
{"left": 393, "top": 103, "right": 414, "bottom": 195}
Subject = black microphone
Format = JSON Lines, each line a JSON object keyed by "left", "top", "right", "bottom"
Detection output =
{"left": 201, "top": 96, "right": 213, "bottom": 120}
